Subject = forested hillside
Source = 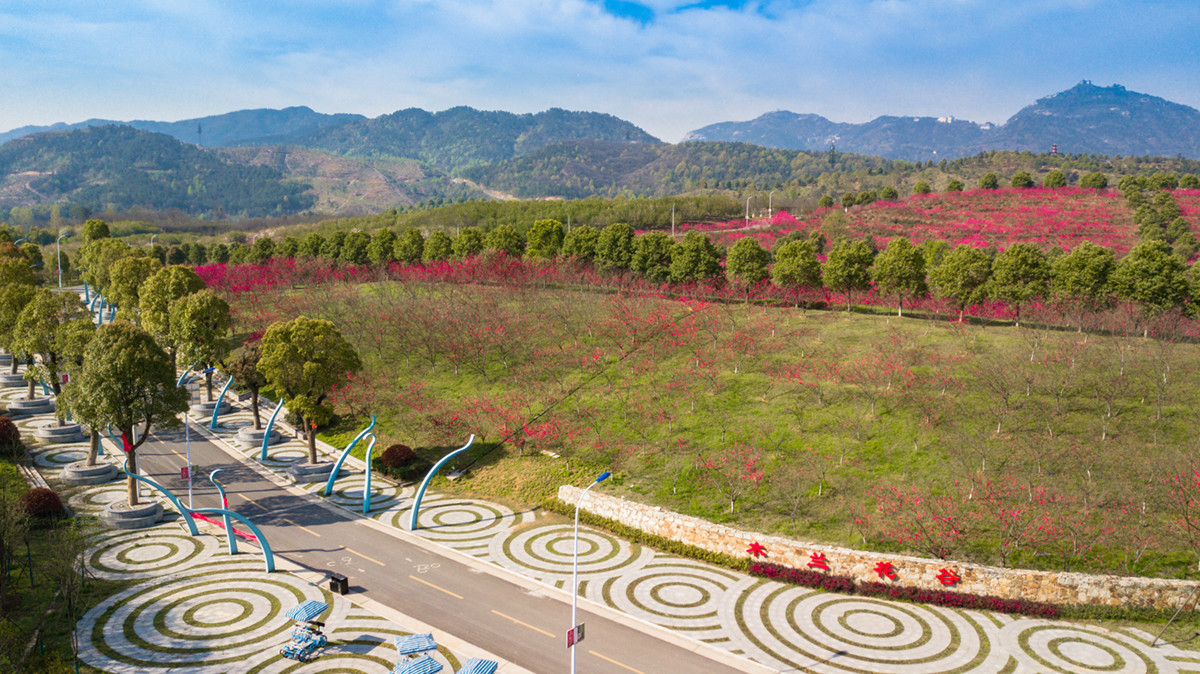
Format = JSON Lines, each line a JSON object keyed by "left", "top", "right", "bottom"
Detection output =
{"left": 0, "top": 126, "right": 314, "bottom": 217}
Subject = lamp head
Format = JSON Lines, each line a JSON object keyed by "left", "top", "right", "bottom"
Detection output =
{"left": 596, "top": 471, "right": 611, "bottom": 483}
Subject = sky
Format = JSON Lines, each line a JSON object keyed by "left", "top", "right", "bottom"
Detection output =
{"left": 1, "top": 0, "right": 1198, "bottom": 143}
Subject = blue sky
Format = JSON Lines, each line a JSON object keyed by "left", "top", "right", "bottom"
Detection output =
{"left": 1, "top": 1, "right": 1198, "bottom": 142}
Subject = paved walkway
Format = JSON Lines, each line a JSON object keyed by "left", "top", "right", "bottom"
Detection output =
{"left": 9, "top": 367, "right": 1200, "bottom": 672}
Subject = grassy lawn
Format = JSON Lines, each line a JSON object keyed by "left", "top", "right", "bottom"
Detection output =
{"left": 227, "top": 275, "right": 1200, "bottom": 580}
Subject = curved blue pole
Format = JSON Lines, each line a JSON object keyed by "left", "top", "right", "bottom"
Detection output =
{"left": 190, "top": 507, "right": 275, "bottom": 573}
{"left": 87, "top": 293, "right": 99, "bottom": 312}
{"left": 361, "top": 433, "right": 377, "bottom": 515}
{"left": 209, "top": 375, "right": 234, "bottom": 429}
{"left": 176, "top": 362, "right": 200, "bottom": 388}
{"left": 121, "top": 458, "right": 199, "bottom": 536}
{"left": 83, "top": 282, "right": 90, "bottom": 303}
{"left": 322, "top": 414, "right": 376, "bottom": 496}
{"left": 408, "top": 435, "right": 475, "bottom": 531}
{"left": 209, "top": 469, "right": 235, "bottom": 554}
{"left": 260, "top": 397, "right": 286, "bottom": 461}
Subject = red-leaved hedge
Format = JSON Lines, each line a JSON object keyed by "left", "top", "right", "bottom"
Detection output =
{"left": 750, "top": 561, "right": 1059, "bottom": 618}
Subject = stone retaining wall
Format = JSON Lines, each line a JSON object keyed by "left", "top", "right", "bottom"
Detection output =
{"left": 559, "top": 485, "right": 1198, "bottom": 610}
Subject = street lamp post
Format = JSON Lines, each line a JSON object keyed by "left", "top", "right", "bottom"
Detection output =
{"left": 744, "top": 196, "right": 754, "bottom": 223}
{"left": 150, "top": 233, "right": 158, "bottom": 248}
{"left": 571, "top": 470, "right": 610, "bottom": 674}
{"left": 768, "top": 190, "right": 775, "bottom": 219}
{"left": 56, "top": 232, "right": 69, "bottom": 289}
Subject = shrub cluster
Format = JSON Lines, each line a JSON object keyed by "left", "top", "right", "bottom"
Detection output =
{"left": 0, "top": 416, "right": 20, "bottom": 447}
{"left": 751, "top": 561, "right": 1060, "bottom": 618}
{"left": 19, "top": 487, "right": 65, "bottom": 519}
{"left": 380, "top": 444, "right": 418, "bottom": 468}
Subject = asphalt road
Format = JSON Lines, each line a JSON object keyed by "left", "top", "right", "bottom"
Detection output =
{"left": 133, "top": 420, "right": 756, "bottom": 674}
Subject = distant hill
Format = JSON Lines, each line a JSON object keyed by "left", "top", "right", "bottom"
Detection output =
{"left": 683, "top": 82, "right": 1200, "bottom": 161}
{"left": 289, "top": 106, "right": 661, "bottom": 173}
{"left": 0, "top": 106, "right": 363, "bottom": 148}
{"left": 0, "top": 126, "right": 315, "bottom": 217}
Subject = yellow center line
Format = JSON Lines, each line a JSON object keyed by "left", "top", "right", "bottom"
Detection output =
{"left": 279, "top": 516, "right": 321, "bottom": 537}
{"left": 409, "top": 574, "right": 462, "bottom": 599}
{"left": 589, "top": 650, "right": 646, "bottom": 674}
{"left": 344, "top": 546, "right": 386, "bottom": 567}
{"left": 490, "top": 610, "right": 554, "bottom": 638}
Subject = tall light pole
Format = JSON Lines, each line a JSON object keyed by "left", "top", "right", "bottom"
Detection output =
{"left": 150, "top": 233, "right": 159, "bottom": 248}
{"left": 744, "top": 196, "right": 754, "bottom": 224}
{"left": 56, "top": 232, "right": 69, "bottom": 289}
{"left": 571, "top": 470, "right": 610, "bottom": 674}
{"left": 768, "top": 190, "right": 775, "bottom": 219}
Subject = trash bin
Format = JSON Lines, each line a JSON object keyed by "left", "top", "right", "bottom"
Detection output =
{"left": 329, "top": 572, "right": 348, "bottom": 595}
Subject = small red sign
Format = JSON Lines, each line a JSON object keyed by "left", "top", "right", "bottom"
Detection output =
{"left": 180, "top": 466, "right": 189, "bottom": 480}
{"left": 566, "top": 623, "right": 585, "bottom": 648}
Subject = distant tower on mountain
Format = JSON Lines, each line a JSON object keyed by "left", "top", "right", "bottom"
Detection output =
{"left": 1050, "top": 143, "right": 1059, "bottom": 156}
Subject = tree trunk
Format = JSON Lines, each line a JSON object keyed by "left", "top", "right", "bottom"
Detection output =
{"left": 251, "top": 391, "right": 262, "bottom": 431}
{"left": 127, "top": 447, "right": 140, "bottom": 507}
{"left": 25, "top": 372, "right": 35, "bottom": 401}
{"left": 9, "top": 357, "right": 16, "bottom": 375}
{"left": 306, "top": 418, "right": 318, "bottom": 464}
{"left": 205, "top": 370, "right": 214, "bottom": 402}
{"left": 85, "top": 430, "right": 100, "bottom": 467}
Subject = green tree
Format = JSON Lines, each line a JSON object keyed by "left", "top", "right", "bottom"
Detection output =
{"left": 946, "top": 178, "right": 965, "bottom": 192}
{"left": 393, "top": 228, "right": 425, "bottom": 265}
{"left": 1010, "top": 171, "right": 1035, "bottom": 189}
{"left": 276, "top": 237, "right": 299, "bottom": 259}
{"left": 726, "top": 237, "right": 772, "bottom": 286}
{"left": 631, "top": 232, "right": 674, "bottom": 282}
{"left": 912, "top": 180, "right": 932, "bottom": 195}
{"left": 0, "top": 284, "right": 35, "bottom": 375}
{"left": 0, "top": 256, "right": 37, "bottom": 288}
{"left": 81, "top": 219, "right": 110, "bottom": 243}
{"left": 170, "top": 289, "right": 232, "bottom": 402}
{"left": 225, "top": 342, "right": 268, "bottom": 430}
{"left": 823, "top": 238, "right": 876, "bottom": 309}
{"left": 987, "top": 243, "right": 1050, "bottom": 323}
{"left": 526, "top": 219, "right": 565, "bottom": 259}
{"left": 1109, "top": 240, "right": 1190, "bottom": 314}
{"left": 77, "top": 238, "right": 133, "bottom": 293}
{"left": 107, "top": 256, "right": 162, "bottom": 323}
{"left": 339, "top": 231, "right": 371, "bottom": 265}
{"left": 298, "top": 232, "right": 325, "bottom": 259}
{"left": 248, "top": 236, "right": 275, "bottom": 263}
{"left": 841, "top": 192, "right": 857, "bottom": 208}
{"left": 1051, "top": 241, "right": 1116, "bottom": 310}
{"left": 423, "top": 231, "right": 453, "bottom": 262}
{"left": 1150, "top": 172, "right": 1179, "bottom": 191}
{"left": 871, "top": 237, "right": 926, "bottom": 315}
{"left": 879, "top": 186, "right": 899, "bottom": 201}
{"left": 930, "top": 245, "right": 993, "bottom": 318}
{"left": 1080, "top": 172, "right": 1108, "bottom": 189}
{"left": 453, "top": 227, "right": 485, "bottom": 259}
{"left": 62, "top": 321, "right": 189, "bottom": 505}
{"left": 258, "top": 316, "right": 363, "bottom": 464}
{"left": 320, "top": 231, "right": 347, "bottom": 260}
{"left": 1180, "top": 174, "right": 1200, "bottom": 189}
{"left": 668, "top": 231, "right": 723, "bottom": 284}
{"left": 1043, "top": 170, "right": 1067, "bottom": 188}
{"left": 368, "top": 228, "right": 397, "bottom": 265}
{"left": 139, "top": 265, "right": 206, "bottom": 366}
{"left": 562, "top": 225, "right": 600, "bottom": 261}
{"left": 188, "top": 242, "right": 208, "bottom": 266}
{"left": 978, "top": 173, "right": 1000, "bottom": 190}
{"left": 485, "top": 225, "right": 525, "bottom": 258}
{"left": 166, "top": 246, "right": 187, "bottom": 265}
{"left": 817, "top": 195, "right": 835, "bottom": 208}
{"left": 772, "top": 240, "right": 822, "bottom": 294}
{"left": 595, "top": 223, "right": 636, "bottom": 272}
{"left": 209, "top": 243, "right": 230, "bottom": 263}
{"left": 11, "top": 288, "right": 92, "bottom": 401}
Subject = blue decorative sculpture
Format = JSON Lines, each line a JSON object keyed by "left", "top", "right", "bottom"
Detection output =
{"left": 121, "top": 457, "right": 199, "bottom": 536}
{"left": 322, "top": 415, "right": 376, "bottom": 496}
{"left": 408, "top": 435, "right": 475, "bottom": 531}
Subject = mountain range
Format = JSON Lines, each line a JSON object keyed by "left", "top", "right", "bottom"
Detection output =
{"left": 2, "top": 82, "right": 1200, "bottom": 217}
{"left": 683, "top": 82, "right": 1200, "bottom": 161}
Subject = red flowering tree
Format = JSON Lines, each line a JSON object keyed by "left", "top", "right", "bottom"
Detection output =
{"left": 701, "top": 443, "right": 765, "bottom": 514}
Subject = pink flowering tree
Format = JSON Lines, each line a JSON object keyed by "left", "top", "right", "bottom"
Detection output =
{"left": 701, "top": 443, "right": 765, "bottom": 514}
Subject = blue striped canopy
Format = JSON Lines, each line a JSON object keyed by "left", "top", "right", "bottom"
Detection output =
{"left": 394, "top": 633, "right": 438, "bottom": 655}
{"left": 392, "top": 654, "right": 443, "bottom": 674}
{"left": 458, "top": 657, "right": 498, "bottom": 674}
{"left": 284, "top": 599, "right": 328, "bottom": 622}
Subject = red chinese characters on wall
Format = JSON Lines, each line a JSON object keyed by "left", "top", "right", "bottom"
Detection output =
{"left": 873, "top": 560, "right": 898, "bottom": 580}
{"left": 807, "top": 552, "right": 830, "bottom": 570}
{"left": 936, "top": 568, "right": 961, "bottom": 586}
{"left": 746, "top": 541, "right": 768, "bottom": 558}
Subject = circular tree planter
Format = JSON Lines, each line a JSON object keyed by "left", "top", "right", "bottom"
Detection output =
{"left": 0, "top": 353, "right": 11, "bottom": 368}
{"left": 287, "top": 462, "right": 338, "bottom": 484}
{"left": 188, "top": 400, "right": 232, "bottom": 417}
{"left": 234, "top": 426, "right": 283, "bottom": 447}
{"left": 6, "top": 397, "right": 54, "bottom": 416}
{"left": 0, "top": 373, "right": 27, "bottom": 388}
{"left": 62, "top": 461, "right": 119, "bottom": 486}
{"left": 33, "top": 421, "right": 87, "bottom": 444}
{"left": 100, "top": 500, "right": 164, "bottom": 530}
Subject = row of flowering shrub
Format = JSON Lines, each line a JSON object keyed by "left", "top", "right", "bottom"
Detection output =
{"left": 749, "top": 561, "right": 1060, "bottom": 618}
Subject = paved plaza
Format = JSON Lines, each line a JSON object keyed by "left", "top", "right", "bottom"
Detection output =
{"left": 9, "top": 378, "right": 1200, "bottom": 673}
